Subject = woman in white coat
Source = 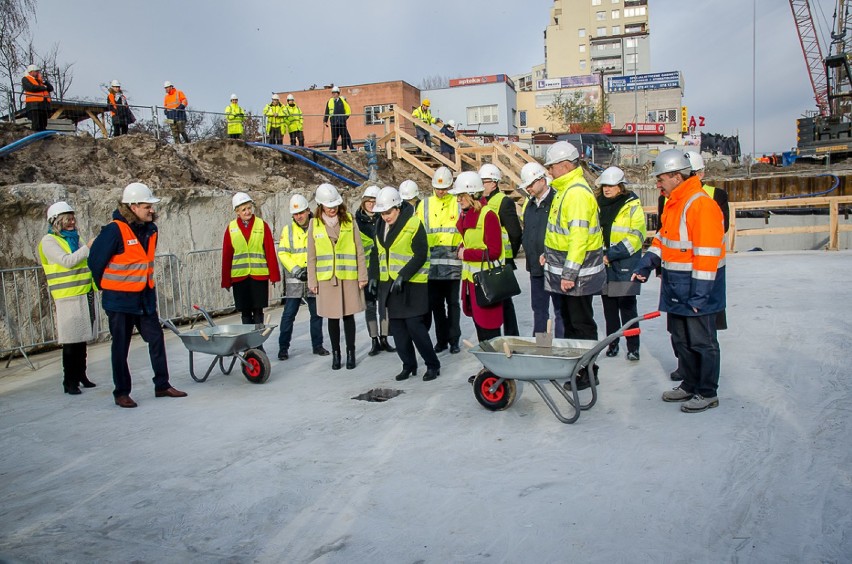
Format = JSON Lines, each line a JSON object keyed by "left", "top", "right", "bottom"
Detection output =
{"left": 37, "top": 202, "right": 98, "bottom": 394}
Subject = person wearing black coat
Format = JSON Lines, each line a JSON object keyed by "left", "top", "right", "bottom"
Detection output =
{"left": 372, "top": 187, "right": 440, "bottom": 382}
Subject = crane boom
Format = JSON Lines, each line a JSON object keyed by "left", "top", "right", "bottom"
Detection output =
{"left": 790, "top": 0, "right": 830, "bottom": 115}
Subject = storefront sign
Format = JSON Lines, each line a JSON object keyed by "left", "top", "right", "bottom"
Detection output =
{"left": 625, "top": 122, "right": 666, "bottom": 135}
{"left": 450, "top": 74, "right": 515, "bottom": 89}
{"left": 607, "top": 71, "right": 681, "bottom": 92}
{"left": 536, "top": 75, "right": 600, "bottom": 90}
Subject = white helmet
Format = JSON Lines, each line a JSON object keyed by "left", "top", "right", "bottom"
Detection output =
{"left": 287, "top": 94, "right": 295, "bottom": 101}
{"left": 362, "top": 185, "right": 381, "bottom": 199}
{"left": 478, "top": 163, "right": 502, "bottom": 182}
{"left": 544, "top": 141, "right": 580, "bottom": 166}
{"left": 685, "top": 150, "right": 706, "bottom": 171}
{"left": 373, "top": 187, "right": 402, "bottom": 213}
{"left": 331, "top": 86, "right": 340, "bottom": 93}
{"left": 447, "top": 120, "right": 456, "bottom": 128}
{"left": 431, "top": 166, "right": 454, "bottom": 189}
{"left": 27, "top": 64, "right": 40, "bottom": 73}
{"left": 595, "top": 166, "right": 626, "bottom": 187}
{"left": 271, "top": 94, "right": 280, "bottom": 101}
{"left": 122, "top": 182, "right": 160, "bottom": 204}
{"left": 232, "top": 192, "right": 253, "bottom": 210}
{"left": 110, "top": 79, "right": 121, "bottom": 88}
{"left": 47, "top": 201, "right": 75, "bottom": 223}
{"left": 399, "top": 179, "right": 419, "bottom": 200}
{"left": 652, "top": 149, "right": 692, "bottom": 178}
{"left": 449, "top": 171, "right": 484, "bottom": 195}
{"left": 315, "top": 183, "right": 343, "bottom": 207}
{"left": 518, "top": 162, "right": 548, "bottom": 190}
{"left": 163, "top": 81, "right": 172, "bottom": 88}
{"left": 290, "top": 194, "right": 310, "bottom": 214}
{"left": 230, "top": 93, "right": 238, "bottom": 100}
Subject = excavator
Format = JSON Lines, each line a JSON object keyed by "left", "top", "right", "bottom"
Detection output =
{"left": 792, "top": 0, "right": 852, "bottom": 158}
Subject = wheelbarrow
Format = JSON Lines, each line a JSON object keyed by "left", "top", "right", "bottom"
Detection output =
{"left": 161, "top": 305, "right": 277, "bottom": 384}
{"left": 466, "top": 312, "right": 660, "bottom": 424}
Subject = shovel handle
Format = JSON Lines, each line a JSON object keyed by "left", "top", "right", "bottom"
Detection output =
{"left": 199, "top": 329, "right": 210, "bottom": 341}
{"left": 261, "top": 327, "right": 273, "bottom": 337}
{"left": 462, "top": 339, "right": 476, "bottom": 349}
{"left": 546, "top": 318, "right": 552, "bottom": 335}
{"left": 503, "top": 342, "right": 512, "bottom": 358}
{"left": 264, "top": 313, "right": 271, "bottom": 326}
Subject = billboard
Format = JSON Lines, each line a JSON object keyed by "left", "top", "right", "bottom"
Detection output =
{"left": 607, "top": 71, "right": 681, "bottom": 93}
{"left": 536, "top": 75, "right": 600, "bottom": 90}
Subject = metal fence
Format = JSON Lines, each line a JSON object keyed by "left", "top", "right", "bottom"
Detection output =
{"left": 0, "top": 249, "right": 285, "bottom": 367}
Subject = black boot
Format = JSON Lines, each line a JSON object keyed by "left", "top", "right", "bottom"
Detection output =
{"left": 63, "top": 383, "right": 81, "bottom": 395}
{"left": 605, "top": 342, "right": 619, "bottom": 357}
{"left": 79, "top": 375, "right": 96, "bottom": 388}
{"left": 380, "top": 336, "right": 396, "bottom": 353}
{"left": 346, "top": 348, "right": 356, "bottom": 370}
{"left": 331, "top": 350, "right": 342, "bottom": 370}
{"left": 368, "top": 337, "right": 381, "bottom": 356}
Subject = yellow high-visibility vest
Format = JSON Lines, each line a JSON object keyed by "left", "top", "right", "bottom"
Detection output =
{"left": 377, "top": 215, "right": 429, "bottom": 283}
{"left": 313, "top": 219, "right": 358, "bottom": 281}
{"left": 229, "top": 218, "right": 269, "bottom": 278}
{"left": 484, "top": 191, "right": 513, "bottom": 259}
{"left": 278, "top": 222, "right": 308, "bottom": 277}
{"left": 461, "top": 208, "right": 504, "bottom": 283}
{"left": 38, "top": 235, "right": 93, "bottom": 299}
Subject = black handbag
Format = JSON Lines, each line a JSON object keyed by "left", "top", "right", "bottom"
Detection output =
{"left": 473, "top": 259, "right": 521, "bottom": 307}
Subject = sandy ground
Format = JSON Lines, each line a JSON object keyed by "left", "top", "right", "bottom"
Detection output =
{"left": 0, "top": 251, "right": 850, "bottom": 563}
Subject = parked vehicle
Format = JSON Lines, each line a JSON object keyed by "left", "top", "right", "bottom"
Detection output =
{"left": 557, "top": 133, "right": 616, "bottom": 166}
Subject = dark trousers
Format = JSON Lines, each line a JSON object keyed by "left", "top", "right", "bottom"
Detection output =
{"left": 601, "top": 295, "right": 639, "bottom": 352}
{"left": 475, "top": 324, "right": 501, "bottom": 343}
{"left": 112, "top": 122, "right": 128, "bottom": 137}
{"left": 428, "top": 279, "right": 461, "bottom": 346}
{"left": 62, "top": 342, "right": 87, "bottom": 387}
{"left": 278, "top": 297, "right": 323, "bottom": 351}
{"left": 289, "top": 130, "right": 305, "bottom": 146}
{"left": 529, "top": 275, "right": 564, "bottom": 338}
{"left": 502, "top": 297, "right": 519, "bottom": 336}
{"left": 390, "top": 317, "right": 440, "bottom": 373}
{"left": 668, "top": 313, "right": 720, "bottom": 398}
{"left": 330, "top": 122, "right": 353, "bottom": 151}
{"left": 107, "top": 310, "right": 170, "bottom": 397}
{"left": 328, "top": 315, "right": 356, "bottom": 352}
{"left": 268, "top": 129, "right": 283, "bottom": 145}
{"left": 228, "top": 133, "right": 241, "bottom": 139}
{"left": 28, "top": 105, "right": 49, "bottom": 132}
{"left": 560, "top": 294, "right": 598, "bottom": 340}
{"left": 240, "top": 309, "right": 264, "bottom": 325}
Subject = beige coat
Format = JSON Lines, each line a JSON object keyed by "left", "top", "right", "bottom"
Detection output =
{"left": 39, "top": 234, "right": 99, "bottom": 344}
{"left": 307, "top": 216, "right": 367, "bottom": 319}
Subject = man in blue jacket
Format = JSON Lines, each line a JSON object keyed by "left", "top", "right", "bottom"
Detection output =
{"left": 89, "top": 182, "right": 187, "bottom": 408}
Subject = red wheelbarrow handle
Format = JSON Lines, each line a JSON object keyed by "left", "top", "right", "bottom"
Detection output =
{"left": 643, "top": 311, "right": 661, "bottom": 320}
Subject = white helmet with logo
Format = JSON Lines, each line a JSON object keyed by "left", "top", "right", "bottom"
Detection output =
{"left": 448, "top": 171, "right": 484, "bottom": 195}
{"left": 652, "top": 149, "right": 692, "bottom": 178}
{"left": 232, "top": 192, "right": 253, "bottom": 210}
{"left": 544, "top": 141, "right": 580, "bottom": 166}
{"left": 47, "top": 201, "right": 75, "bottom": 223}
{"left": 595, "top": 166, "right": 626, "bottom": 187}
{"left": 478, "top": 163, "right": 502, "bottom": 182}
{"left": 290, "top": 194, "right": 310, "bottom": 214}
{"left": 684, "top": 150, "right": 706, "bottom": 172}
{"left": 315, "top": 183, "right": 343, "bottom": 207}
{"left": 431, "top": 166, "right": 454, "bottom": 189}
{"left": 372, "top": 187, "right": 402, "bottom": 213}
{"left": 362, "top": 185, "right": 381, "bottom": 199}
{"left": 399, "top": 179, "right": 419, "bottom": 200}
{"left": 518, "top": 162, "right": 548, "bottom": 191}
{"left": 122, "top": 182, "right": 160, "bottom": 204}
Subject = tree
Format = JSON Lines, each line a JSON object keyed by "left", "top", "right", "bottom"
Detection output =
{"left": 0, "top": 0, "right": 37, "bottom": 113}
{"left": 544, "top": 90, "right": 605, "bottom": 133}
{"left": 37, "top": 42, "right": 74, "bottom": 100}
{"left": 418, "top": 74, "right": 450, "bottom": 90}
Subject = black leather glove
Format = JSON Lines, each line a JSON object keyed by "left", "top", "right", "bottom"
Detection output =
{"left": 390, "top": 277, "right": 404, "bottom": 295}
{"left": 298, "top": 270, "right": 308, "bottom": 281}
{"left": 367, "top": 279, "right": 377, "bottom": 297}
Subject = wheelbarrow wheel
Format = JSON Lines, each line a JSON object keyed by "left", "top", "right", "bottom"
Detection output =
{"left": 242, "top": 348, "right": 271, "bottom": 384}
{"left": 473, "top": 370, "right": 517, "bottom": 411}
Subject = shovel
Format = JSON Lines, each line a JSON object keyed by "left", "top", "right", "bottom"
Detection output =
{"left": 535, "top": 319, "right": 553, "bottom": 348}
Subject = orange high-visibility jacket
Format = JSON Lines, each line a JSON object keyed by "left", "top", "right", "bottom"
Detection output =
{"left": 100, "top": 220, "right": 157, "bottom": 292}
{"left": 23, "top": 74, "right": 51, "bottom": 104}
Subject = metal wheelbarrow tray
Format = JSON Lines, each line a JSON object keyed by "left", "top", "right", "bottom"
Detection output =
{"left": 162, "top": 305, "right": 277, "bottom": 384}
{"left": 467, "top": 312, "right": 659, "bottom": 424}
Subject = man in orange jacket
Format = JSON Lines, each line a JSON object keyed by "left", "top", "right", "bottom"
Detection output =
{"left": 21, "top": 64, "right": 53, "bottom": 132}
{"left": 163, "top": 80, "right": 190, "bottom": 144}
{"left": 632, "top": 149, "right": 726, "bottom": 413}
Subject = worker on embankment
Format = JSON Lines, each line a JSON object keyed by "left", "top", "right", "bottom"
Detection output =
{"left": 21, "top": 64, "right": 53, "bottom": 132}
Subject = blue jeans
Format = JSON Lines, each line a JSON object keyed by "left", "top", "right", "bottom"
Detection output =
{"left": 529, "top": 275, "right": 565, "bottom": 338}
{"left": 278, "top": 297, "right": 323, "bottom": 351}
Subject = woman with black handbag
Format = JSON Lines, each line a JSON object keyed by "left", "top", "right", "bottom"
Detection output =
{"left": 449, "top": 171, "right": 505, "bottom": 343}
{"left": 373, "top": 187, "right": 440, "bottom": 382}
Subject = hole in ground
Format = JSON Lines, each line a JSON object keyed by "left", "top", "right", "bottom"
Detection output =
{"left": 352, "top": 388, "right": 404, "bottom": 402}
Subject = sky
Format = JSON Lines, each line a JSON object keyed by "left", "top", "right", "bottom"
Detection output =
{"left": 24, "top": 0, "right": 842, "bottom": 154}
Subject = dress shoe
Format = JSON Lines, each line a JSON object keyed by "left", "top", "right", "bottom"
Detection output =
{"left": 394, "top": 369, "right": 413, "bottom": 381}
{"left": 434, "top": 343, "right": 448, "bottom": 353}
{"left": 79, "top": 377, "right": 96, "bottom": 388}
{"left": 155, "top": 387, "right": 188, "bottom": 398}
{"left": 63, "top": 384, "right": 81, "bottom": 395}
{"left": 331, "top": 351, "right": 342, "bottom": 370}
{"left": 626, "top": 351, "right": 640, "bottom": 361}
{"left": 277, "top": 349, "right": 289, "bottom": 361}
{"left": 313, "top": 346, "right": 330, "bottom": 356}
{"left": 368, "top": 337, "right": 381, "bottom": 356}
{"left": 346, "top": 349, "right": 356, "bottom": 370}
{"left": 380, "top": 336, "right": 396, "bottom": 353}
{"left": 605, "top": 342, "right": 619, "bottom": 357}
{"left": 114, "top": 395, "right": 137, "bottom": 408}
{"left": 422, "top": 368, "right": 440, "bottom": 381}
{"left": 449, "top": 343, "right": 461, "bottom": 354}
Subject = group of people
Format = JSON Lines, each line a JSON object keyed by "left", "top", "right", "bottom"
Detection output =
{"left": 39, "top": 141, "right": 727, "bottom": 414}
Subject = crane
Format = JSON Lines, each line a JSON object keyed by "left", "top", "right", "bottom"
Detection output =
{"left": 790, "top": 0, "right": 830, "bottom": 115}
